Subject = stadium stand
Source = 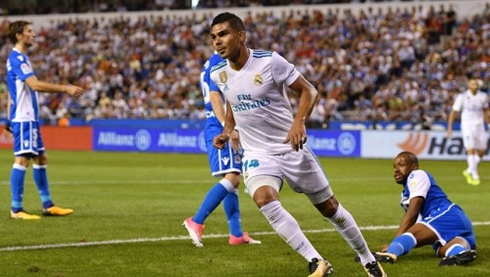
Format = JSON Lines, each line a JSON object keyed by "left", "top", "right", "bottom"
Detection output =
{"left": 0, "top": 1, "right": 488, "bottom": 127}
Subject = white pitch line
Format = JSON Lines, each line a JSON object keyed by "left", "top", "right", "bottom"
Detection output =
{"left": 0, "top": 175, "right": 473, "bottom": 186}
{"left": 1, "top": 222, "right": 489, "bottom": 252}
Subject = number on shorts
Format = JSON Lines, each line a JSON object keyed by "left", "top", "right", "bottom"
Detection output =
{"left": 243, "top": 159, "right": 259, "bottom": 172}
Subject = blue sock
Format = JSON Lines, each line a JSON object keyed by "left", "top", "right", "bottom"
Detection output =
{"left": 387, "top": 233, "right": 417, "bottom": 257}
{"left": 193, "top": 179, "right": 233, "bottom": 224}
{"left": 446, "top": 244, "right": 468, "bottom": 257}
{"left": 223, "top": 189, "right": 243, "bottom": 237}
{"left": 11, "top": 164, "right": 27, "bottom": 212}
{"left": 33, "top": 164, "right": 54, "bottom": 209}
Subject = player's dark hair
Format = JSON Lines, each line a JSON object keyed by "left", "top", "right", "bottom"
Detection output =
{"left": 398, "top": 151, "right": 419, "bottom": 165}
{"left": 8, "top": 20, "right": 31, "bottom": 44}
{"left": 211, "top": 12, "right": 245, "bottom": 32}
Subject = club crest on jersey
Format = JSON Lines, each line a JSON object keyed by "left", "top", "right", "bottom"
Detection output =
{"left": 254, "top": 74, "right": 263, "bottom": 86}
{"left": 409, "top": 180, "right": 417, "bottom": 188}
{"left": 219, "top": 71, "right": 228, "bottom": 83}
{"left": 234, "top": 154, "right": 242, "bottom": 164}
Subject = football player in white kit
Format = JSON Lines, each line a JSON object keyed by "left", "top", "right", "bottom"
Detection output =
{"left": 447, "top": 78, "right": 490, "bottom": 185}
{"left": 209, "top": 12, "right": 386, "bottom": 277}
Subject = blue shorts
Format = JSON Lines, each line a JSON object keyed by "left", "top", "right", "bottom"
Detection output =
{"left": 205, "top": 136, "right": 242, "bottom": 177}
{"left": 11, "top": 121, "right": 45, "bottom": 156}
{"left": 422, "top": 204, "right": 476, "bottom": 251}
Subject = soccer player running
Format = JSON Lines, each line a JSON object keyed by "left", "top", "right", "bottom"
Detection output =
{"left": 210, "top": 12, "right": 386, "bottom": 277}
{"left": 182, "top": 52, "right": 261, "bottom": 247}
{"left": 372, "top": 151, "right": 476, "bottom": 266}
{"left": 5, "top": 21, "right": 84, "bottom": 219}
{"left": 447, "top": 77, "right": 490, "bottom": 185}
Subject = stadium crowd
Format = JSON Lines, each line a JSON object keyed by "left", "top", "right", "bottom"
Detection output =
{"left": 0, "top": 0, "right": 411, "bottom": 15}
{"left": 0, "top": 2, "right": 489, "bottom": 126}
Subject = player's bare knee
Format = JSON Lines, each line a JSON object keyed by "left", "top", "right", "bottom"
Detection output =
{"left": 316, "top": 196, "right": 339, "bottom": 218}
{"left": 253, "top": 189, "right": 279, "bottom": 208}
{"left": 246, "top": 175, "right": 282, "bottom": 204}
{"left": 15, "top": 156, "right": 31, "bottom": 167}
{"left": 33, "top": 154, "right": 48, "bottom": 165}
{"left": 224, "top": 172, "right": 241, "bottom": 188}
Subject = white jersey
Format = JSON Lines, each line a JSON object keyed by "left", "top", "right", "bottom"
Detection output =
{"left": 210, "top": 49, "right": 300, "bottom": 155}
{"left": 452, "top": 90, "right": 488, "bottom": 126}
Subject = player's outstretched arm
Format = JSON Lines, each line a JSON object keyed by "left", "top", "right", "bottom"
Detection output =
{"left": 25, "top": 75, "right": 85, "bottom": 98}
{"left": 394, "top": 196, "right": 424, "bottom": 237}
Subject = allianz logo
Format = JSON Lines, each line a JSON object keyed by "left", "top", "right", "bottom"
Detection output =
{"left": 308, "top": 132, "right": 356, "bottom": 155}
{"left": 97, "top": 130, "right": 151, "bottom": 151}
{"left": 97, "top": 130, "right": 207, "bottom": 152}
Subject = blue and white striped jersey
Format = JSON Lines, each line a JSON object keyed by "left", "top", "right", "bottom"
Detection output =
{"left": 200, "top": 53, "right": 225, "bottom": 140}
{"left": 401, "top": 169, "right": 452, "bottom": 218}
{"left": 6, "top": 47, "right": 38, "bottom": 122}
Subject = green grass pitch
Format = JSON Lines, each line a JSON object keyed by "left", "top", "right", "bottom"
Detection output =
{"left": 0, "top": 149, "right": 488, "bottom": 276}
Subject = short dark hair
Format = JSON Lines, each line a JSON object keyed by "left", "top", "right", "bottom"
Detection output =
{"left": 397, "top": 151, "right": 419, "bottom": 165}
{"left": 8, "top": 20, "right": 31, "bottom": 44}
{"left": 211, "top": 12, "right": 245, "bottom": 32}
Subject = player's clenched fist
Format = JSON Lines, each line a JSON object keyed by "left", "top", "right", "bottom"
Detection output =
{"left": 213, "top": 133, "right": 230, "bottom": 149}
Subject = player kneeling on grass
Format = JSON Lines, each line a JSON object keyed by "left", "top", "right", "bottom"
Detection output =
{"left": 358, "top": 151, "right": 477, "bottom": 266}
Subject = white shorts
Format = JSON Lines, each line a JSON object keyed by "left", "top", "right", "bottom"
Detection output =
{"left": 461, "top": 123, "right": 487, "bottom": 150}
{"left": 243, "top": 147, "right": 333, "bottom": 205}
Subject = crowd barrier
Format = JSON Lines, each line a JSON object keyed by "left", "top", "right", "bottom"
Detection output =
{"left": 0, "top": 120, "right": 481, "bottom": 161}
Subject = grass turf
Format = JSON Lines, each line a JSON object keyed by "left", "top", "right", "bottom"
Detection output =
{"left": 0, "top": 149, "right": 488, "bottom": 276}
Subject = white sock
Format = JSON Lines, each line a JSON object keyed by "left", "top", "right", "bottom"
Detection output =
{"left": 325, "top": 203, "right": 374, "bottom": 265}
{"left": 467, "top": 155, "right": 475, "bottom": 175}
{"left": 219, "top": 178, "right": 235, "bottom": 192}
{"left": 473, "top": 155, "right": 481, "bottom": 178}
{"left": 260, "top": 201, "right": 322, "bottom": 262}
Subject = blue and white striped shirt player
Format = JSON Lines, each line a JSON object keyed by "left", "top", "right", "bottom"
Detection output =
{"left": 201, "top": 53, "right": 242, "bottom": 176}
{"left": 401, "top": 169, "right": 476, "bottom": 250}
{"left": 6, "top": 47, "right": 44, "bottom": 155}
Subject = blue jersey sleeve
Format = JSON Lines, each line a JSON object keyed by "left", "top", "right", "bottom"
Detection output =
{"left": 208, "top": 77, "right": 219, "bottom": 92}
{"left": 8, "top": 53, "right": 34, "bottom": 81}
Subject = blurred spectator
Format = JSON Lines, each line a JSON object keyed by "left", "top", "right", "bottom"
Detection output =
{"left": 0, "top": 2, "right": 488, "bottom": 126}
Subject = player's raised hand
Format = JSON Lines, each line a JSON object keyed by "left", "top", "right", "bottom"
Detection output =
{"left": 65, "top": 84, "right": 85, "bottom": 98}
{"left": 213, "top": 133, "right": 230, "bottom": 149}
{"left": 283, "top": 119, "right": 307, "bottom": 151}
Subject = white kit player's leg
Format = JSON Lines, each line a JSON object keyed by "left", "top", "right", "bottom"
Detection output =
{"left": 260, "top": 200, "right": 324, "bottom": 262}
{"left": 324, "top": 203, "right": 375, "bottom": 265}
